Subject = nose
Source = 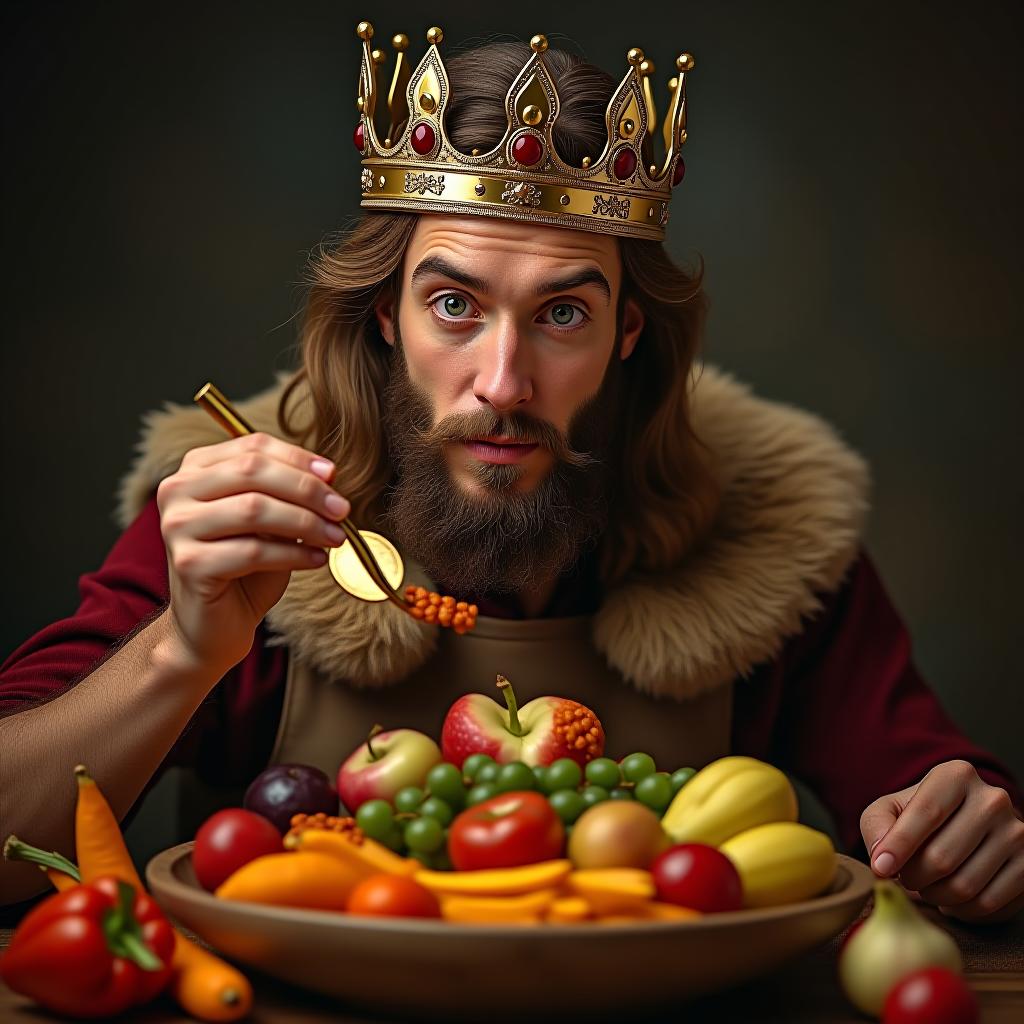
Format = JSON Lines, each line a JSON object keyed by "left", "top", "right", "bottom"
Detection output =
{"left": 472, "top": 318, "right": 533, "bottom": 413}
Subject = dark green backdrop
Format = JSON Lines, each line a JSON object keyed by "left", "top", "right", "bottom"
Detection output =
{"left": 2, "top": 1, "right": 1021, "bottom": 847}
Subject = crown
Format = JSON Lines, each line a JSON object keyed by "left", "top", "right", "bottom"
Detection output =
{"left": 353, "top": 22, "right": 694, "bottom": 241}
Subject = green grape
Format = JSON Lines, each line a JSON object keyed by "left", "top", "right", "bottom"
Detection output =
{"left": 548, "top": 788, "right": 586, "bottom": 824}
{"left": 580, "top": 784, "right": 609, "bottom": 808}
{"left": 355, "top": 799, "right": 395, "bottom": 842}
{"left": 409, "top": 850, "right": 433, "bottom": 867}
{"left": 382, "top": 826, "right": 405, "bottom": 853}
{"left": 544, "top": 758, "right": 582, "bottom": 793}
{"left": 609, "top": 787, "right": 634, "bottom": 801}
{"left": 634, "top": 772, "right": 673, "bottom": 814}
{"left": 475, "top": 761, "right": 500, "bottom": 784}
{"left": 462, "top": 753, "right": 493, "bottom": 780}
{"left": 466, "top": 782, "right": 498, "bottom": 806}
{"left": 496, "top": 761, "right": 536, "bottom": 793}
{"left": 621, "top": 752, "right": 657, "bottom": 784}
{"left": 404, "top": 816, "right": 445, "bottom": 854}
{"left": 584, "top": 757, "right": 621, "bottom": 789}
{"left": 419, "top": 796, "right": 454, "bottom": 827}
{"left": 426, "top": 763, "right": 466, "bottom": 807}
{"left": 532, "top": 765, "right": 549, "bottom": 790}
{"left": 394, "top": 786, "right": 425, "bottom": 813}
{"left": 671, "top": 767, "right": 697, "bottom": 793}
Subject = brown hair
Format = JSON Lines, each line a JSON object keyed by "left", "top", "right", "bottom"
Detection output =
{"left": 279, "top": 41, "right": 720, "bottom": 585}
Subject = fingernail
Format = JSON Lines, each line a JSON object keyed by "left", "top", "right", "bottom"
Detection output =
{"left": 324, "top": 492, "right": 349, "bottom": 518}
{"left": 872, "top": 851, "right": 895, "bottom": 876}
{"left": 310, "top": 458, "right": 335, "bottom": 480}
{"left": 325, "top": 523, "right": 345, "bottom": 544}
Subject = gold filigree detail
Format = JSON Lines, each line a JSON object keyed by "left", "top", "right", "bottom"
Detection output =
{"left": 361, "top": 168, "right": 374, "bottom": 192}
{"left": 404, "top": 171, "right": 445, "bottom": 196}
{"left": 502, "top": 181, "right": 542, "bottom": 207}
{"left": 593, "top": 194, "right": 631, "bottom": 219}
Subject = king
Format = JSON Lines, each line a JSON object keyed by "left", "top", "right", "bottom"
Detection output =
{"left": 1, "top": 23, "right": 1022, "bottom": 922}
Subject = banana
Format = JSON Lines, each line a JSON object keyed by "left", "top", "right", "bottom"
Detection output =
{"left": 564, "top": 868, "right": 655, "bottom": 914}
{"left": 440, "top": 889, "right": 558, "bottom": 923}
{"left": 661, "top": 756, "right": 798, "bottom": 846}
{"left": 719, "top": 821, "right": 836, "bottom": 908}
{"left": 414, "top": 859, "right": 572, "bottom": 897}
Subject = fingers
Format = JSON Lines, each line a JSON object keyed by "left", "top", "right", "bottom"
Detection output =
{"left": 168, "top": 493, "right": 347, "bottom": 549}
{"left": 870, "top": 761, "right": 975, "bottom": 877}
{"left": 860, "top": 785, "right": 916, "bottom": 859}
{"left": 898, "top": 799, "right": 992, "bottom": 893}
{"left": 938, "top": 848, "right": 1024, "bottom": 923}
{"left": 175, "top": 537, "right": 328, "bottom": 582}
{"left": 180, "top": 431, "right": 333, "bottom": 478}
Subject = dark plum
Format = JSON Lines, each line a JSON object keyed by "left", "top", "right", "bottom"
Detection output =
{"left": 243, "top": 763, "right": 339, "bottom": 833}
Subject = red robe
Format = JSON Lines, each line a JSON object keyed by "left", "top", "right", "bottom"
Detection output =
{"left": 1, "top": 494, "right": 1020, "bottom": 860}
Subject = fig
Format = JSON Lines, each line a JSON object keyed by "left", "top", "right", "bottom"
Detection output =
{"left": 568, "top": 800, "right": 670, "bottom": 869}
{"left": 243, "top": 763, "right": 339, "bottom": 833}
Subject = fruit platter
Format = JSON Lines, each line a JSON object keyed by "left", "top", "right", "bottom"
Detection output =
{"left": 145, "top": 676, "right": 873, "bottom": 1017}
{"left": 2, "top": 676, "right": 875, "bottom": 1020}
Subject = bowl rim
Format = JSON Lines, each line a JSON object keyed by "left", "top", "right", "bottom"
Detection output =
{"left": 147, "top": 842, "right": 875, "bottom": 939}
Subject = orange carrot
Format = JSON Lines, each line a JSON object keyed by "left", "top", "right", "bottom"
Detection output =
{"left": 73, "top": 764, "right": 253, "bottom": 1021}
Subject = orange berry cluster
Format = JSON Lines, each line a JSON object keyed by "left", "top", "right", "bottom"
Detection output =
{"left": 552, "top": 704, "right": 604, "bottom": 759}
{"left": 404, "top": 585, "right": 478, "bottom": 633}
{"left": 285, "top": 812, "right": 364, "bottom": 845}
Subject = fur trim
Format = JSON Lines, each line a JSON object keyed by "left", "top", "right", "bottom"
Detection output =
{"left": 116, "top": 367, "right": 869, "bottom": 698}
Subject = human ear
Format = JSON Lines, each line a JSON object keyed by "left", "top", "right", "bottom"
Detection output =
{"left": 619, "top": 297, "right": 644, "bottom": 361}
{"left": 374, "top": 294, "right": 397, "bottom": 346}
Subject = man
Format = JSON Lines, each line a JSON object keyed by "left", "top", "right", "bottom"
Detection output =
{"left": 2, "top": 27, "right": 1022, "bottom": 919}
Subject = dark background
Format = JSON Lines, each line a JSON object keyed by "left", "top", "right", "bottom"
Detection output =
{"left": 2, "top": 0, "right": 1021, "bottom": 837}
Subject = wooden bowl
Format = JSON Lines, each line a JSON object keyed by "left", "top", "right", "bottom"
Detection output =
{"left": 147, "top": 842, "right": 873, "bottom": 1018}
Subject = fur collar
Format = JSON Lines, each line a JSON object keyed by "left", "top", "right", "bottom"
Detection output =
{"left": 117, "top": 368, "right": 869, "bottom": 700}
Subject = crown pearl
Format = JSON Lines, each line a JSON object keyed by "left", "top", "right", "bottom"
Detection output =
{"left": 392, "top": 33, "right": 409, "bottom": 51}
{"left": 679, "top": 128, "right": 688, "bottom": 145}
{"left": 419, "top": 92, "right": 437, "bottom": 113}
{"left": 371, "top": 48, "right": 386, "bottom": 65}
{"left": 356, "top": 21, "right": 373, "bottom": 41}
{"left": 621, "top": 118, "right": 635, "bottom": 135}
{"left": 627, "top": 47, "right": 645, "bottom": 66}
{"left": 676, "top": 53, "right": 695, "bottom": 71}
{"left": 649, "top": 164, "right": 657, "bottom": 176}
{"left": 356, "top": 96, "right": 365, "bottom": 113}
{"left": 426, "top": 26, "right": 444, "bottom": 45}
{"left": 581, "top": 156, "right": 592, "bottom": 168}
{"left": 639, "top": 58, "right": 654, "bottom": 76}
{"left": 523, "top": 104, "right": 543, "bottom": 126}
{"left": 530, "top": 34, "right": 548, "bottom": 53}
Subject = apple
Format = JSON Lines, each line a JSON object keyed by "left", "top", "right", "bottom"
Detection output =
{"left": 337, "top": 725, "right": 442, "bottom": 811}
{"left": 441, "top": 674, "right": 605, "bottom": 769}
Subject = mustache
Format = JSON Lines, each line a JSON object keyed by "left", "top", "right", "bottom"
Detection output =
{"left": 415, "top": 409, "right": 596, "bottom": 470}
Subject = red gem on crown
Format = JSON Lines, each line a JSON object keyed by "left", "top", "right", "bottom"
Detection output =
{"left": 613, "top": 147, "right": 637, "bottom": 180}
{"left": 511, "top": 133, "right": 543, "bottom": 167}
{"left": 411, "top": 123, "right": 436, "bottom": 155}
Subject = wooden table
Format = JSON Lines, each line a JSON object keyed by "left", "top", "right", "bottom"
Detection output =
{"left": 2, "top": 902, "right": 1022, "bottom": 1022}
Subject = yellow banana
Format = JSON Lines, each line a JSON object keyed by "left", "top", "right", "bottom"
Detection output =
{"left": 661, "top": 756, "right": 797, "bottom": 846}
{"left": 719, "top": 821, "right": 836, "bottom": 908}
{"left": 440, "top": 889, "right": 558, "bottom": 923}
{"left": 414, "top": 859, "right": 572, "bottom": 897}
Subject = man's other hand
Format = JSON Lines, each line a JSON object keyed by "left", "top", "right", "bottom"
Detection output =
{"left": 860, "top": 760, "right": 1024, "bottom": 923}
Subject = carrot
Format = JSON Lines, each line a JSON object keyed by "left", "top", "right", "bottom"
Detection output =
{"left": 73, "top": 764, "right": 253, "bottom": 1021}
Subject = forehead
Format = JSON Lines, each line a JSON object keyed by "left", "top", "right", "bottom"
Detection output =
{"left": 402, "top": 214, "right": 621, "bottom": 294}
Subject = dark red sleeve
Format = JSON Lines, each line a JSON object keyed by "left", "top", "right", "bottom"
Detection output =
{"left": 0, "top": 494, "right": 288, "bottom": 800}
{"left": 732, "top": 551, "right": 1022, "bottom": 859}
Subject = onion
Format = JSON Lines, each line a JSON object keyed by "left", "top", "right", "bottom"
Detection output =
{"left": 839, "top": 881, "right": 963, "bottom": 1018}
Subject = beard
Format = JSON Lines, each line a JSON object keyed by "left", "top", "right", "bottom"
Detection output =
{"left": 381, "top": 333, "right": 623, "bottom": 596}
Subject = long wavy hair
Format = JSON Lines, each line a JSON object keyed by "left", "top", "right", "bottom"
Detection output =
{"left": 278, "top": 41, "right": 720, "bottom": 586}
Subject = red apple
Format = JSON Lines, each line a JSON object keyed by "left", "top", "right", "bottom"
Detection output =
{"left": 337, "top": 725, "right": 442, "bottom": 811}
{"left": 441, "top": 674, "right": 605, "bottom": 769}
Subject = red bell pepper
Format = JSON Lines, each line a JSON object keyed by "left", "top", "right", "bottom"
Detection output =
{"left": 0, "top": 875, "right": 175, "bottom": 1018}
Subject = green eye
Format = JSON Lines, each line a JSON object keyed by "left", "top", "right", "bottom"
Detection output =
{"left": 550, "top": 303, "right": 577, "bottom": 326}
{"left": 441, "top": 295, "right": 468, "bottom": 317}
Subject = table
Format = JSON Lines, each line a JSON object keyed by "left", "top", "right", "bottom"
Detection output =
{"left": 2, "top": 902, "right": 1022, "bottom": 1022}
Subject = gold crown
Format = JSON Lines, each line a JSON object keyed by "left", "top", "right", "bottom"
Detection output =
{"left": 353, "top": 22, "right": 694, "bottom": 240}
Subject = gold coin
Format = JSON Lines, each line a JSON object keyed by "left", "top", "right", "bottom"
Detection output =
{"left": 329, "top": 530, "right": 405, "bottom": 602}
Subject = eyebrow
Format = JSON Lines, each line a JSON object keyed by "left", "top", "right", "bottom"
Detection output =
{"left": 410, "top": 254, "right": 612, "bottom": 305}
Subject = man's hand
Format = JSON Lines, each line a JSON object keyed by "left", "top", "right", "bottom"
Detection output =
{"left": 860, "top": 760, "right": 1024, "bottom": 923}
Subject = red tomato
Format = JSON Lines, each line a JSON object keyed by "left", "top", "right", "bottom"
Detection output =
{"left": 882, "top": 967, "right": 978, "bottom": 1024}
{"left": 448, "top": 792, "right": 564, "bottom": 871}
{"left": 347, "top": 874, "right": 441, "bottom": 918}
{"left": 192, "top": 808, "right": 283, "bottom": 891}
{"left": 650, "top": 844, "right": 744, "bottom": 913}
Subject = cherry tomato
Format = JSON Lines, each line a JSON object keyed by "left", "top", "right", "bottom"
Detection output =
{"left": 192, "top": 807, "right": 283, "bottom": 891}
{"left": 347, "top": 874, "right": 441, "bottom": 918}
{"left": 650, "top": 843, "right": 744, "bottom": 913}
{"left": 882, "top": 967, "right": 978, "bottom": 1024}
{"left": 448, "top": 791, "right": 564, "bottom": 871}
